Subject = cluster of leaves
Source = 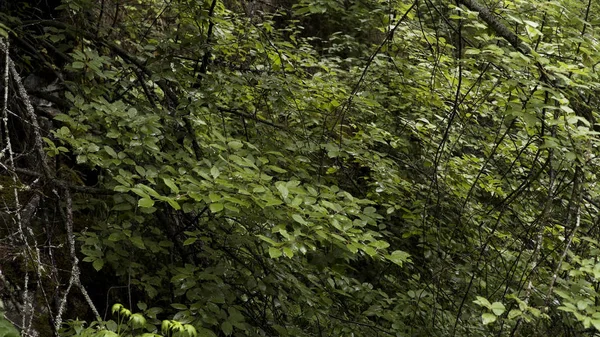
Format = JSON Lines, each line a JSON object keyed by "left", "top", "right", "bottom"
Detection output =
{"left": 61, "top": 304, "right": 198, "bottom": 337}
{"left": 4, "top": 0, "right": 600, "bottom": 336}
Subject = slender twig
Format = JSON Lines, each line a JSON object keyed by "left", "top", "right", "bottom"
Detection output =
{"left": 1, "top": 38, "right": 34, "bottom": 337}
{"left": 195, "top": 0, "right": 218, "bottom": 87}
{"left": 0, "top": 40, "right": 52, "bottom": 178}
{"left": 54, "top": 187, "right": 101, "bottom": 331}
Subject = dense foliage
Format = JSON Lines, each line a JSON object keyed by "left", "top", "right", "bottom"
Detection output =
{"left": 2, "top": 0, "right": 600, "bottom": 336}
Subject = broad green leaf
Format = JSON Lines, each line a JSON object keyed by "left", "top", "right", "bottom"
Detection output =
{"left": 131, "top": 236, "right": 145, "bottom": 249}
{"left": 221, "top": 321, "right": 233, "bottom": 336}
{"left": 130, "top": 313, "right": 147, "bottom": 328}
{"left": 92, "top": 258, "right": 104, "bottom": 271}
{"left": 210, "top": 203, "right": 224, "bottom": 213}
{"left": 228, "top": 140, "right": 243, "bottom": 150}
{"left": 138, "top": 198, "right": 155, "bottom": 208}
{"left": 361, "top": 246, "right": 377, "bottom": 257}
{"left": 268, "top": 247, "right": 282, "bottom": 258}
{"left": 508, "top": 309, "right": 522, "bottom": 320}
{"left": 473, "top": 296, "right": 492, "bottom": 310}
{"left": 283, "top": 246, "right": 294, "bottom": 258}
{"left": 491, "top": 302, "right": 505, "bottom": 316}
{"left": 211, "top": 166, "right": 220, "bottom": 179}
{"left": 482, "top": 313, "right": 496, "bottom": 325}
{"left": 370, "top": 240, "right": 390, "bottom": 249}
{"left": 276, "top": 183, "right": 289, "bottom": 199}
{"left": 386, "top": 250, "right": 410, "bottom": 266}
{"left": 104, "top": 146, "right": 118, "bottom": 158}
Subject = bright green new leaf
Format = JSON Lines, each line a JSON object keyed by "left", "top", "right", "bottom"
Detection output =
{"left": 283, "top": 246, "right": 294, "bottom": 258}
{"left": 473, "top": 296, "right": 492, "bottom": 310}
{"left": 491, "top": 302, "right": 505, "bottom": 316}
{"left": 482, "top": 313, "right": 496, "bottom": 325}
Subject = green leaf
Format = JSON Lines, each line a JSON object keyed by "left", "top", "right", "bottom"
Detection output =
{"left": 268, "top": 247, "right": 282, "bottom": 258}
{"left": 370, "top": 240, "right": 390, "bottom": 249}
{"left": 473, "top": 296, "right": 492, "bottom": 310}
{"left": 385, "top": 250, "right": 410, "bottom": 266}
{"left": 292, "top": 213, "right": 307, "bottom": 225}
{"left": 92, "top": 258, "right": 104, "bottom": 271}
{"left": 557, "top": 306, "right": 576, "bottom": 313}
{"left": 211, "top": 166, "right": 220, "bottom": 179}
{"left": 130, "top": 188, "right": 150, "bottom": 199}
{"left": 221, "top": 321, "right": 233, "bottom": 336}
{"left": 197, "top": 327, "right": 217, "bottom": 337}
{"left": 361, "top": 245, "right": 377, "bottom": 257}
{"left": 161, "top": 320, "right": 171, "bottom": 334}
{"left": 228, "top": 307, "right": 244, "bottom": 322}
{"left": 491, "top": 302, "right": 505, "bottom": 316}
{"left": 283, "top": 246, "right": 294, "bottom": 258}
{"left": 138, "top": 198, "right": 155, "bottom": 208}
{"left": 257, "top": 235, "right": 278, "bottom": 245}
{"left": 228, "top": 140, "right": 243, "bottom": 150}
{"left": 163, "top": 177, "right": 179, "bottom": 194}
{"left": 135, "top": 165, "right": 146, "bottom": 176}
{"left": 183, "top": 237, "right": 197, "bottom": 246}
{"left": 276, "top": 183, "right": 289, "bottom": 199}
{"left": 210, "top": 203, "right": 224, "bottom": 213}
{"left": 129, "top": 313, "right": 147, "bottom": 328}
{"left": 165, "top": 198, "right": 181, "bottom": 210}
{"left": 185, "top": 325, "right": 198, "bottom": 337}
{"left": 108, "top": 233, "right": 122, "bottom": 242}
{"left": 104, "top": 145, "right": 118, "bottom": 158}
{"left": 111, "top": 303, "right": 123, "bottom": 314}
{"left": 482, "top": 313, "right": 497, "bottom": 325}
{"left": 264, "top": 196, "right": 283, "bottom": 207}
{"left": 131, "top": 236, "right": 146, "bottom": 249}
{"left": 508, "top": 309, "right": 522, "bottom": 320}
